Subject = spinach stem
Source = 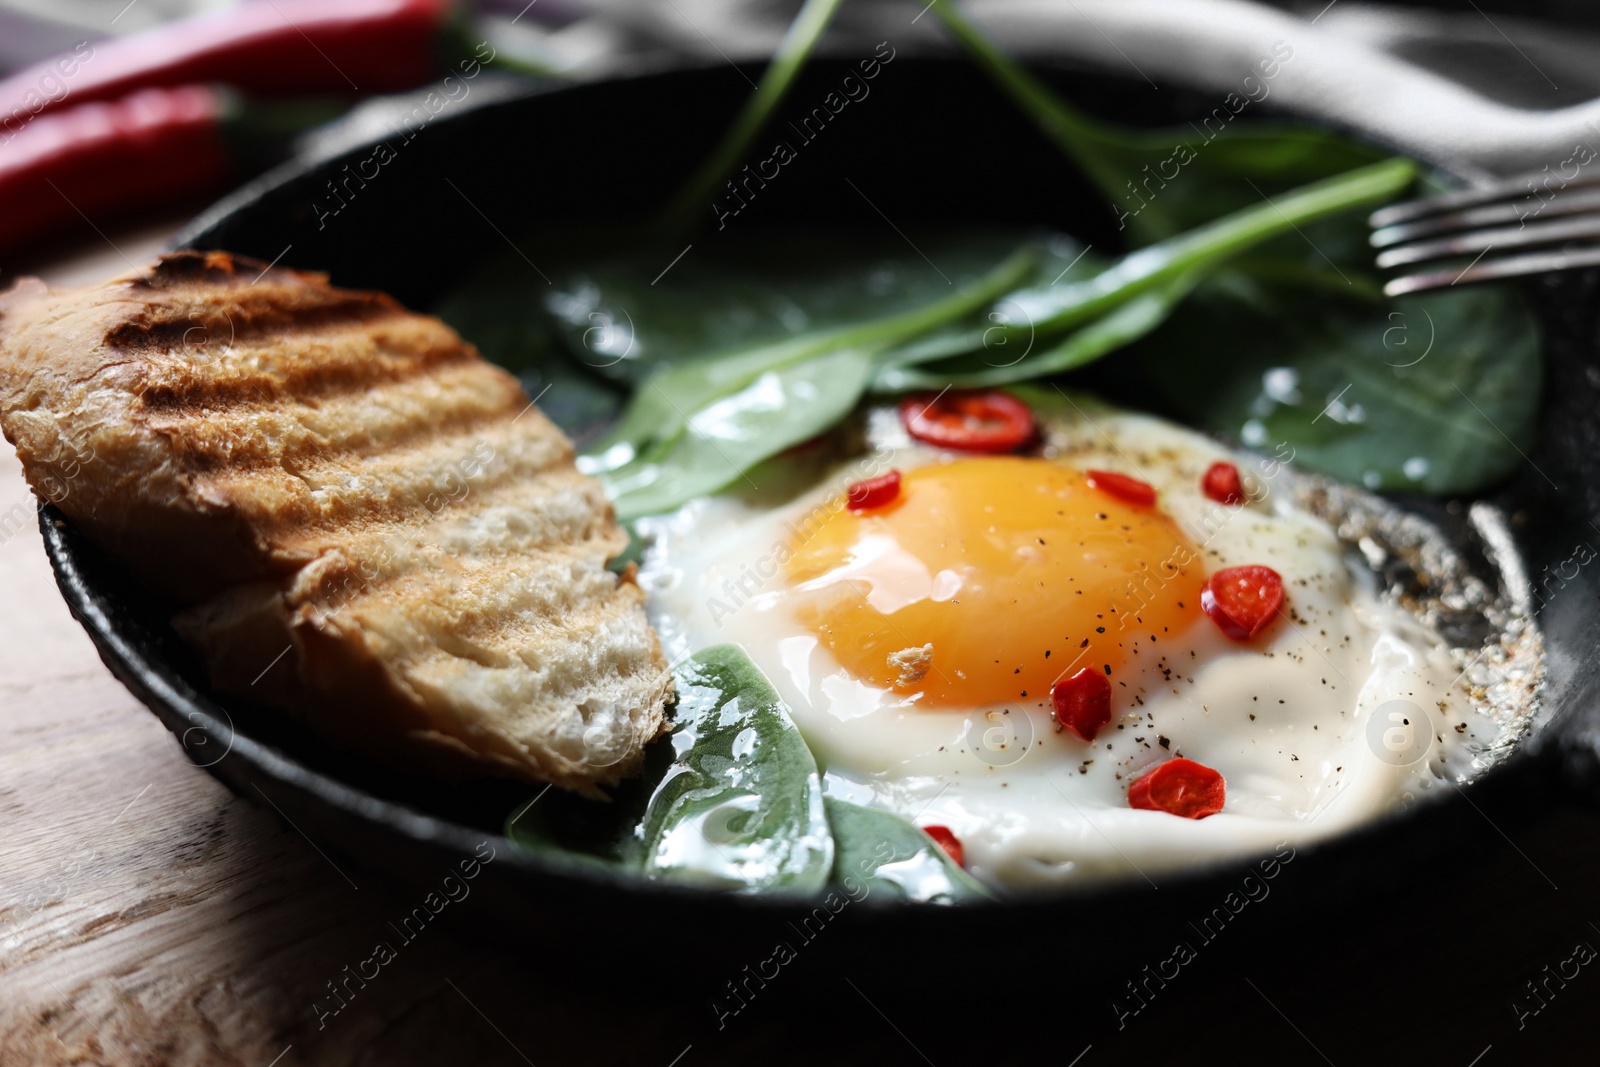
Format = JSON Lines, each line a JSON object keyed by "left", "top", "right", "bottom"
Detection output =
{"left": 928, "top": 0, "right": 1136, "bottom": 210}
{"left": 739, "top": 244, "right": 1040, "bottom": 373}
{"left": 1028, "top": 157, "right": 1416, "bottom": 335}
{"left": 656, "top": 0, "right": 845, "bottom": 230}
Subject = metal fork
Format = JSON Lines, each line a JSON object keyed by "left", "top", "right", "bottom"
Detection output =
{"left": 1369, "top": 170, "right": 1600, "bottom": 297}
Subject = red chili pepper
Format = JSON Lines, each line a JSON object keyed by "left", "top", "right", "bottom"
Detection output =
{"left": 1050, "top": 666, "right": 1111, "bottom": 741}
{"left": 0, "top": 86, "right": 235, "bottom": 256}
{"left": 0, "top": 0, "right": 450, "bottom": 132}
{"left": 846, "top": 469, "right": 901, "bottom": 512}
{"left": 1202, "top": 461, "right": 1245, "bottom": 506}
{"left": 1085, "top": 469, "right": 1157, "bottom": 507}
{"left": 923, "top": 825, "right": 965, "bottom": 867}
{"left": 1128, "top": 757, "right": 1225, "bottom": 818}
{"left": 899, "top": 389, "right": 1034, "bottom": 453}
{"left": 1201, "top": 564, "right": 1285, "bottom": 641}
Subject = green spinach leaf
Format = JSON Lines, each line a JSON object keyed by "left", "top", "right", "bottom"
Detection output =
{"left": 824, "top": 797, "right": 991, "bottom": 904}
{"left": 1137, "top": 280, "right": 1542, "bottom": 494}
{"left": 434, "top": 270, "right": 627, "bottom": 441}
{"left": 874, "top": 270, "right": 1200, "bottom": 391}
{"left": 545, "top": 229, "right": 1052, "bottom": 386}
{"left": 600, "top": 347, "right": 874, "bottom": 519}
{"left": 640, "top": 644, "right": 834, "bottom": 893}
{"left": 592, "top": 247, "right": 1036, "bottom": 519}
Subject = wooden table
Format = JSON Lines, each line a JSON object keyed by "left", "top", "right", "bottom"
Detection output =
{"left": 4, "top": 230, "right": 1600, "bottom": 1067}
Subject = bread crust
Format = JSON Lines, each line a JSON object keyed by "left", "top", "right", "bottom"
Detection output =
{"left": 0, "top": 251, "right": 671, "bottom": 795}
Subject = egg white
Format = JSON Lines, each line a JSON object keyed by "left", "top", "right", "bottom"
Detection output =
{"left": 636, "top": 402, "right": 1502, "bottom": 888}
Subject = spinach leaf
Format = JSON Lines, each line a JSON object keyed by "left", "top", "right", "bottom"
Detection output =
{"left": 600, "top": 347, "right": 874, "bottom": 519}
{"left": 640, "top": 644, "right": 833, "bottom": 893}
{"left": 434, "top": 271, "right": 627, "bottom": 442}
{"left": 874, "top": 271, "right": 1200, "bottom": 391}
{"left": 499, "top": 650, "right": 999, "bottom": 904}
{"left": 592, "top": 247, "right": 1037, "bottom": 519}
{"left": 1137, "top": 280, "right": 1542, "bottom": 494}
{"left": 545, "top": 229, "right": 1052, "bottom": 386}
{"left": 824, "top": 797, "right": 991, "bottom": 904}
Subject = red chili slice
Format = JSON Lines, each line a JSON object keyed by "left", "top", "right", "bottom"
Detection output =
{"left": 1050, "top": 666, "right": 1112, "bottom": 741}
{"left": 898, "top": 389, "right": 1034, "bottom": 453}
{"left": 923, "top": 825, "right": 965, "bottom": 867}
{"left": 846, "top": 469, "right": 902, "bottom": 512}
{"left": 1128, "top": 758, "right": 1226, "bottom": 818}
{"left": 1201, "top": 565, "right": 1285, "bottom": 641}
{"left": 1085, "top": 469, "right": 1157, "bottom": 507}
{"left": 1202, "top": 461, "right": 1245, "bottom": 506}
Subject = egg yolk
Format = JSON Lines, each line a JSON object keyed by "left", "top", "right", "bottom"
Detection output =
{"left": 783, "top": 457, "right": 1204, "bottom": 708}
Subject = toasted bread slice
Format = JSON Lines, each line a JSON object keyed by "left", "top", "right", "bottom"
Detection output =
{"left": 0, "top": 251, "right": 671, "bottom": 795}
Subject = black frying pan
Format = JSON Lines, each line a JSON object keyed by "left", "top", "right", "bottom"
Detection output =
{"left": 35, "top": 58, "right": 1600, "bottom": 997}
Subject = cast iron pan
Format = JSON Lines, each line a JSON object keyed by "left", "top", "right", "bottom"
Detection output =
{"left": 35, "top": 58, "right": 1600, "bottom": 986}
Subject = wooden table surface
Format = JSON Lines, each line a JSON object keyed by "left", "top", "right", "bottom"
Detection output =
{"left": 4, "top": 230, "right": 1600, "bottom": 1067}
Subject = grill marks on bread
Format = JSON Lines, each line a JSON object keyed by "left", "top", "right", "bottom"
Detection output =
{"left": 0, "top": 251, "right": 671, "bottom": 794}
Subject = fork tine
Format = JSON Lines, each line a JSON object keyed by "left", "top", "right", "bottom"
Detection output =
{"left": 1374, "top": 214, "right": 1600, "bottom": 270}
{"left": 1383, "top": 245, "right": 1600, "bottom": 297}
{"left": 1370, "top": 186, "right": 1600, "bottom": 248}
{"left": 1368, "top": 169, "right": 1600, "bottom": 228}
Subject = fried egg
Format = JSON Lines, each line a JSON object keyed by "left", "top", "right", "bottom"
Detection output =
{"left": 635, "top": 397, "right": 1527, "bottom": 888}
